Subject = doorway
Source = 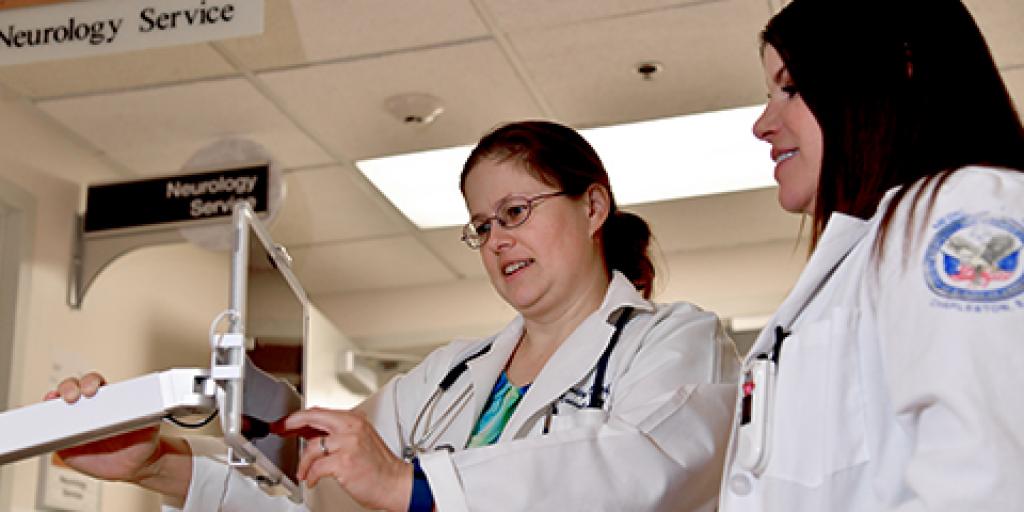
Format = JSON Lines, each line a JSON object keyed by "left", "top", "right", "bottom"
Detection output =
{"left": 0, "top": 178, "right": 34, "bottom": 510}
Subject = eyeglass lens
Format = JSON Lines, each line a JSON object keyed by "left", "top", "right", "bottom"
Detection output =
{"left": 462, "top": 193, "right": 559, "bottom": 249}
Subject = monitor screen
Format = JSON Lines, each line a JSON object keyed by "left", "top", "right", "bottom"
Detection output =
{"left": 239, "top": 228, "right": 304, "bottom": 483}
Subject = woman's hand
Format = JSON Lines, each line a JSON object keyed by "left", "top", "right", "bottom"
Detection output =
{"left": 284, "top": 407, "right": 412, "bottom": 512}
{"left": 44, "top": 373, "right": 161, "bottom": 483}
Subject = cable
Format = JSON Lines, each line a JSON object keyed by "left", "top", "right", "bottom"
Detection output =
{"left": 217, "top": 456, "right": 232, "bottom": 512}
{"left": 164, "top": 409, "right": 219, "bottom": 429}
{"left": 206, "top": 308, "right": 240, "bottom": 510}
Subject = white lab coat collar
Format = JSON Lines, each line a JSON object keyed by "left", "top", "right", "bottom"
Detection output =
{"left": 460, "top": 316, "right": 523, "bottom": 445}
{"left": 599, "top": 271, "right": 656, "bottom": 321}
{"left": 748, "top": 212, "right": 870, "bottom": 359}
{"left": 458, "top": 272, "right": 651, "bottom": 444}
{"left": 503, "top": 271, "right": 652, "bottom": 440}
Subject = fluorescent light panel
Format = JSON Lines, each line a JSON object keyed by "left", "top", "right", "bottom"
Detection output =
{"left": 357, "top": 104, "right": 773, "bottom": 229}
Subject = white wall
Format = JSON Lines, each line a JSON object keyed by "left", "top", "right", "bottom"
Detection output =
{"left": 0, "top": 159, "right": 229, "bottom": 511}
{"left": 306, "top": 305, "right": 366, "bottom": 410}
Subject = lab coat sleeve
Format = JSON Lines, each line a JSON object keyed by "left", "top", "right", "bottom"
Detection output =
{"left": 418, "top": 305, "right": 740, "bottom": 512}
{"left": 873, "top": 168, "right": 1024, "bottom": 512}
{"left": 168, "top": 436, "right": 309, "bottom": 512}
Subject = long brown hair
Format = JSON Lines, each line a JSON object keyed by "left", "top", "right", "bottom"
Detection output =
{"left": 761, "top": 0, "right": 1024, "bottom": 255}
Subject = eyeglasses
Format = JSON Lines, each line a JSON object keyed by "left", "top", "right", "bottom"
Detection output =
{"left": 461, "top": 191, "right": 568, "bottom": 249}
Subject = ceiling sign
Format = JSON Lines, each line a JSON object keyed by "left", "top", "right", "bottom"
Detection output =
{"left": 83, "top": 163, "right": 270, "bottom": 233}
{"left": 0, "top": 0, "right": 263, "bottom": 66}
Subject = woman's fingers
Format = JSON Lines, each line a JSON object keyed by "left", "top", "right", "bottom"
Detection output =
{"left": 290, "top": 409, "right": 343, "bottom": 481}
{"left": 304, "top": 446, "right": 342, "bottom": 488}
{"left": 282, "top": 407, "right": 356, "bottom": 435}
{"left": 54, "top": 372, "right": 108, "bottom": 404}
{"left": 56, "top": 377, "right": 83, "bottom": 403}
{"left": 79, "top": 372, "right": 106, "bottom": 397}
{"left": 296, "top": 434, "right": 324, "bottom": 481}
{"left": 287, "top": 408, "right": 409, "bottom": 511}
{"left": 289, "top": 409, "right": 371, "bottom": 482}
{"left": 268, "top": 418, "right": 321, "bottom": 439}
{"left": 302, "top": 432, "right": 369, "bottom": 488}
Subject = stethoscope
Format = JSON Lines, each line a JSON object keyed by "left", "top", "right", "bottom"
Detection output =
{"left": 399, "top": 307, "right": 635, "bottom": 462}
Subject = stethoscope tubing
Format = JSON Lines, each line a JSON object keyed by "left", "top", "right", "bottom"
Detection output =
{"left": 402, "top": 307, "right": 635, "bottom": 459}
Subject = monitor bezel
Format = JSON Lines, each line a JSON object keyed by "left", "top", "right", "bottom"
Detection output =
{"left": 220, "top": 202, "right": 308, "bottom": 502}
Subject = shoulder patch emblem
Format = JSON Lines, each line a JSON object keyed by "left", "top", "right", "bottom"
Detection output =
{"left": 924, "top": 214, "right": 1024, "bottom": 302}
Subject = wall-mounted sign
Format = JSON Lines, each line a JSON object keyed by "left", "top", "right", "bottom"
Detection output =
{"left": 83, "top": 163, "right": 269, "bottom": 233}
{"left": 0, "top": 0, "right": 263, "bottom": 66}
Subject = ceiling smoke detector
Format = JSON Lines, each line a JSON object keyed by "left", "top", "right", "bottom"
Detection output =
{"left": 635, "top": 61, "right": 664, "bottom": 81}
{"left": 384, "top": 93, "right": 445, "bottom": 125}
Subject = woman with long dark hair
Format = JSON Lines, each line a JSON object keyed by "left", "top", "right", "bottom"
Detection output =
{"left": 720, "top": 0, "right": 1024, "bottom": 510}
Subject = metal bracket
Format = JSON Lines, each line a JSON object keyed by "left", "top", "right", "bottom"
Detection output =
{"left": 67, "top": 214, "right": 186, "bottom": 309}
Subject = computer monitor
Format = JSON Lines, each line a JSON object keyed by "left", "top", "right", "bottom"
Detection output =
{"left": 219, "top": 203, "right": 307, "bottom": 502}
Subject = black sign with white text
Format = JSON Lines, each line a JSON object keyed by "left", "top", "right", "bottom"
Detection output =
{"left": 83, "top": 164, "right": 269, "bottom": 233}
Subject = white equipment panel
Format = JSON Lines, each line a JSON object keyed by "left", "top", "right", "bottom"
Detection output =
{"left": 0, "top": 368, "right": 212, "bottom": 465}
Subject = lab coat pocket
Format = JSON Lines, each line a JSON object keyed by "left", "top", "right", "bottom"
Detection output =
{"left": 764, "top": 307, "right": 869, "bottom": 487}
{"left": 546, "top": 406, "right": 607, "bottom": 433}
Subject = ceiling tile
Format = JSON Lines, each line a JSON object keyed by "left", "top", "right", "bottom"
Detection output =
{"left": 483, "top": 0, "right": 709, "bottom": 31}
{"left": 511, "top": 0, "right": 771, "bottom": 127}
{"left": 419, "top": 226, "right": 487, "bottom": 279}
{"left": 222, "top": 0, "right": 492, "bottom": 71}
{"left": 964, "top": 0, "right": 1024, "bottom": 68}
{"left": 0, "top": 45, "right": 235, "bottom": 99}
{"left": 36, "top": 78, "right": 332, "bottom": 174}
{"left": 215, "top": 0, "right": 310, "bottom": 70}
{"left": 269, "top": 165, "right": 409, "bottom": 246}
{"left": 281, "top": 0, "right": 488, "bottom": 63}
{"left": 288, "top": 236, "right": 456, "bottom": 294}
{"left": 0, "top": 96, "right": 118, "bottom": 183}
{"left": 629, "top": 187, "right": 801, "bottom": 255}
{"left": 258, "top": 40, "right": 543, "bottom": 160}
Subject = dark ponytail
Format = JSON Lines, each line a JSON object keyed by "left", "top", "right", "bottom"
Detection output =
{"left": 462, "top": 120, "right": 657, "bottom": 298}
{"left": 601, "top": 210, "right": 655, "bottom": 299}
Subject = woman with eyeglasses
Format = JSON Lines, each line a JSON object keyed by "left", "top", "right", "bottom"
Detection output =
{"left": 50, "top": 120, "right": 739, "bottom": 511}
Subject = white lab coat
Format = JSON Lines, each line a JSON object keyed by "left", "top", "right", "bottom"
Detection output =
{"left": 172, "top": 272, "right": 740, "bottom": 511}
{"left": 720, "top": 166, "right": 1024, "bottom": 511}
